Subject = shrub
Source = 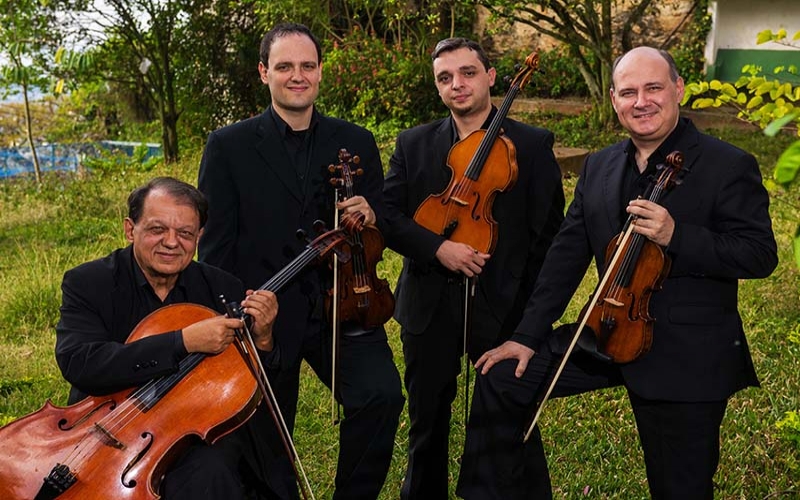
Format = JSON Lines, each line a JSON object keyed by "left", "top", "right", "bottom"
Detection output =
{"left": 317, "top": 28, "right": 446, "bottom": 130}
{"left": 492, "top": 46, "right": 590, "bottom": 99}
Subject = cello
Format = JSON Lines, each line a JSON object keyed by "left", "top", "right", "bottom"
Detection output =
{"left": 522, "top": 151, "right": 686, "bottom": 442}
{"left": 0, "top": 215, "right": 364, "bottom": 500}
{"left": 412, "top": 51, "right": 540, "bottom": 254}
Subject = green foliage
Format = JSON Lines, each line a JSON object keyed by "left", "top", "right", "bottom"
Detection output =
{"left": 669, "top": 0, "right": 712, "bottom": 85}
{"left": 317, "top": 28, "right": 446, "bottom": 130}
{"left": 493, "top": 46, "right": 590, "bottom": 98}
{"left": 82, "top": 144, "right": 163, "bottom": 176}
{"left": 777, "top": 411, "right": 800, "bottom": 447}
{"left": 683, "top": 29, "right": 800, "bottom": 270}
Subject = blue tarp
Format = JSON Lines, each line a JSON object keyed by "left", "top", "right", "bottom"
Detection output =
{"left": 0, "top": 141, "right": 162, "bottom": 179}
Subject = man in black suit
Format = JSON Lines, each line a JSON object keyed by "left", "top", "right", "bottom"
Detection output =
{"left": 197, "top": 22, "right": 403, "bottom": 500}
{"left": 55, "top": 176, "right": 279, "bottom": 499}
{"left": 382, "top": 38, "right": 565, "bottom": 499}
{"left": 456, "top": 46, "right": 778, "bottom": 499}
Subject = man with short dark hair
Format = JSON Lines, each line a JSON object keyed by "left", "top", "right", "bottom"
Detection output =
{"left": 55, "top": 176, "right": 278, "bottom": 499}
{"left": 456, "top": 46, "right": 778, "bottom": 499}
{"left": 382, "top": 37, "right": 565, "bottom": 498}
{"left": 198, "top": 22, "right": 403, "bottom": 500}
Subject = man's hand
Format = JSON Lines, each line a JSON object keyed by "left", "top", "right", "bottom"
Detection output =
{"left": 627, "top": 199, "right": 674, "bottom": 247}
{"left": 240, "top": 290, "right": 278, "bottom": 351}
{"left": 338, "top": 196, "right": 376, "bottom": 226}
{"left": 435, "top": 240, "right": 490, "bottom": 277}
{"left": 475, "top": 340, "right": 535, "bottom": 378}
{"left": 182, "top": 315, "right": 245, "bottom": 354}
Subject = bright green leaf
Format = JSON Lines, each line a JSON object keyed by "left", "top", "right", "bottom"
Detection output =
{"left": 720, "top": 83, "right": 738, "bottom": 97}
{"left": 793, "top": 30, "right": 800, "bottom": 41}
{"left": 710, "top": 80, "right": 722, "bottom": 91}
{"left": 692, "top": 98, "right": 716, "bottom": 109}
{"left": 737, "top": 92, "right": 748, "bottom": 104}
{"left": 747, "top": 95, "right": 764, "bottom": 109}
{"left": 765, "top": 112, "right": 799, "bottom": 137}
{"left": 773, "top": 140, "right": 800, "bottom": 185}
{"left": 756, "top": 29, "right": 774, "bottom": 45}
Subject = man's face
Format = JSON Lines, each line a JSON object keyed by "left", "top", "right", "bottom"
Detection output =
{"left": 433, "top": 47, "right": 496, "bottom": 118}
{"left": 259, "top": 33, "right": 322, "bottom": 116}
{"left": 610, "top": 47, "right": 685, "bottom": 147}
{"left": 124, "top": 189, "right": 201, "bottom": 283}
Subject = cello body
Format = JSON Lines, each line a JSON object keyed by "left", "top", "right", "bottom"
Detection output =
{"left": 0, "top": 304, "right": 259, "bottom": 500}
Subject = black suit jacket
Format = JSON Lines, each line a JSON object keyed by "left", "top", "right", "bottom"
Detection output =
{"left": 55, "top": 246, "right": 244, "bottom": 404}
{"left": 198, "top": 107, "right": 385, "bottom": 367}
{"left": 514, "top": 118, "right": 778, "bottom": 401}
{"left": 383, "top": 112, "right": 565, "bottom": 349}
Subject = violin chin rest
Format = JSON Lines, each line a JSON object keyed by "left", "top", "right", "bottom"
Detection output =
{"left": 548, "top": 323, "right": 613, "bottom": 364}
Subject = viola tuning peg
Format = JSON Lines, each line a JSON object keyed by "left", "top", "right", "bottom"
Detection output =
{"left": 352, "top": 155, "right": 360, "bottom": 164}
{"left": 328, "top": 164, "right": 337, "bottom": 172}
{"left": 355, "top": 168, "right": 364, "bottom": 176}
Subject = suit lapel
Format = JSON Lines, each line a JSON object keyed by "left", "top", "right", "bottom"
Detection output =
{"left": 254, "top": 110, "right": 304, "bottom": 203}
{"left": 661, "top": 119, "right": 702, "bottom": 206}
{"left": 602, "top": 146, "right": 628, "bottom": 234}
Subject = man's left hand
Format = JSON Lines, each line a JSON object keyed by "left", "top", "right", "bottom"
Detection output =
{"left": 627, "top": 199, "right": 675, "bottom": 246}
{"left": 338, "top": 196, "right": 376, "bottom": 226}
{"left": 240, "top": 290, "right": 278, "bottom": 351}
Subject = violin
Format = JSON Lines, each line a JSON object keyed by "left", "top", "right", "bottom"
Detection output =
{"left": 522, "top": 151, "right": 685, "bottom": 442}
{"left": 0, "top": 217, "right": 364, "bottom": 500}
{"left": 326, "top": 148, "right": 395, "bottom": 329}
{"left": 412, "top": 52, "right": 540, "bottom": 254}
{"left": 582, "top": 150, "right": 685, "bottom": 363}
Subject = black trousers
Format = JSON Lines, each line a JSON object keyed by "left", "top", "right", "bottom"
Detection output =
{"left": 161, "top": 440, "right": 246, "bottom": 500}
{"left": 245, "top": 324, "right": 404, "bottom": 500}
{"left": 400, "top": 280, "right": 497, "bottom": 500}
{"left": 456, "top": 339, "right": 728, "bottom": 499}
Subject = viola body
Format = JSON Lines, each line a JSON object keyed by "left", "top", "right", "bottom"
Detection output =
{"left": 0, "top": 304, "right": 259, "bottom": 500}
{"left": 581, "top": 233, "right": 672, "bottom": 363}
{"left": 327, "top": 225, "right": 395, "bottom": 329}
{"left": 413, "top": 129, "right": 518, "bottom": 255}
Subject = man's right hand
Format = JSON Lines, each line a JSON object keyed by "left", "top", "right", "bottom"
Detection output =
{"left": 182, "top": 316, "right": 245, "bottom": 354}
{"left": 475, "top": 340, "right": 535, "bottom": 378}
{"left": 435, "top": 240, "right": 490, "bottom": 277}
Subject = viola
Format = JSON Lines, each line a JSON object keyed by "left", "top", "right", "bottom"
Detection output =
{"left": 0, "top": 217, "right": 364, "bottom": 500}
{"left": 412, "top": 52, "right": 539, "bottom": 254}
{"left": 522, "top": 151, "right": 686, "bottom": 442}
{"left": 326, "top": 148, "right": 395, "bottom": 329}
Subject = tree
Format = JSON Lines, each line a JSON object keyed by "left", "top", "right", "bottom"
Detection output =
{"left": 682, "top": 29, "right": 800, "bottom": 269}
{"left": 0, "top": 0, "right": 61, "bottom": 183}
{"left": 61, "top": 0, "right": 196, "bottom": 163}
{"left": 477, "top": 0, "right": 702, "bottom": 125}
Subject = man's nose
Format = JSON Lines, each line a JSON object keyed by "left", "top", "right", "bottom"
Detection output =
{"left": 162, "top": 230, "right": 179, "bottom": 247}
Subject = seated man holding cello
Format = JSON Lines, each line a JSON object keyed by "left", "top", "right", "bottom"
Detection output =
{"left": 53, "top": 176, "right": 278, "bottom": 499}
{"left": 456, "top": 47, "right": 778, "bottom": 499}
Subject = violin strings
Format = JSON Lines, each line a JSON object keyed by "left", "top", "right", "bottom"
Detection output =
{"left": 604, "top": 173, "right": 670, "bottom": 310}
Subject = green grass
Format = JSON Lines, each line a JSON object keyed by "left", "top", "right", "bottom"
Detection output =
{"left": 1, "top": 121, "right": 798, "bottom": 498}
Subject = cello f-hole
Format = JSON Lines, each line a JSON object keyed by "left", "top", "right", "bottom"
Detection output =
{"left": 121, "top": 431, "right": 153, "bottom": 488}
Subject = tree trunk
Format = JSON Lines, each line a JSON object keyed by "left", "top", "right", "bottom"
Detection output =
{"left": 21, "top": 81, "right": 42, "bottom": 184}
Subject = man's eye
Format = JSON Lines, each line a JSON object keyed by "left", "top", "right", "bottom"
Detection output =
{"left": 179, "top": 231, "right": 195, "bottom": 239}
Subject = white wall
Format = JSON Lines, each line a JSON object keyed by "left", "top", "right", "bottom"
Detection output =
{"left": 706, "top": 0, "right": 800, "bottom": 64}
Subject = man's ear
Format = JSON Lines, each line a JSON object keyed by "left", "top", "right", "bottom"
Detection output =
{"left": 124, "top": 217, "right": 135, "bottom": 243}
{"left": 258, "top": 61, "right": 269, "bottom": 85}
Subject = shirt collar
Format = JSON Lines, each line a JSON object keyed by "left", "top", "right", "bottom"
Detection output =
{"left": 623, "top": 116, "right": 688, "bottom": 168}
{"left": 269, "top": 105, "right": 320, "bottom": 136}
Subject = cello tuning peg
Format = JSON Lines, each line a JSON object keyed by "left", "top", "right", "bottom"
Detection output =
{"left": 503, "top": 74, "right": 512, "bottom": 84}
{"left": 513, "top": 63, "right": 522, "bottom": 72}
{"left": 312, "top": 220, "right": 328, "bottom": 234}
{"left": 296, "top": 229, "right": 308, "bottom": 241}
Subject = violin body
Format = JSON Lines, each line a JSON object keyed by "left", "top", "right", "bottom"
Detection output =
{"left": 581, "top": 231, "right": 672, "bottom": 364}
{"left": 326, "top": 225, "right": 395, "bottom": 329}
{"left": 413, "top": 129, "right": 518, "bottom": 255}
{"left": 0, "top": 304, "right": 259, "bottom": 500}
